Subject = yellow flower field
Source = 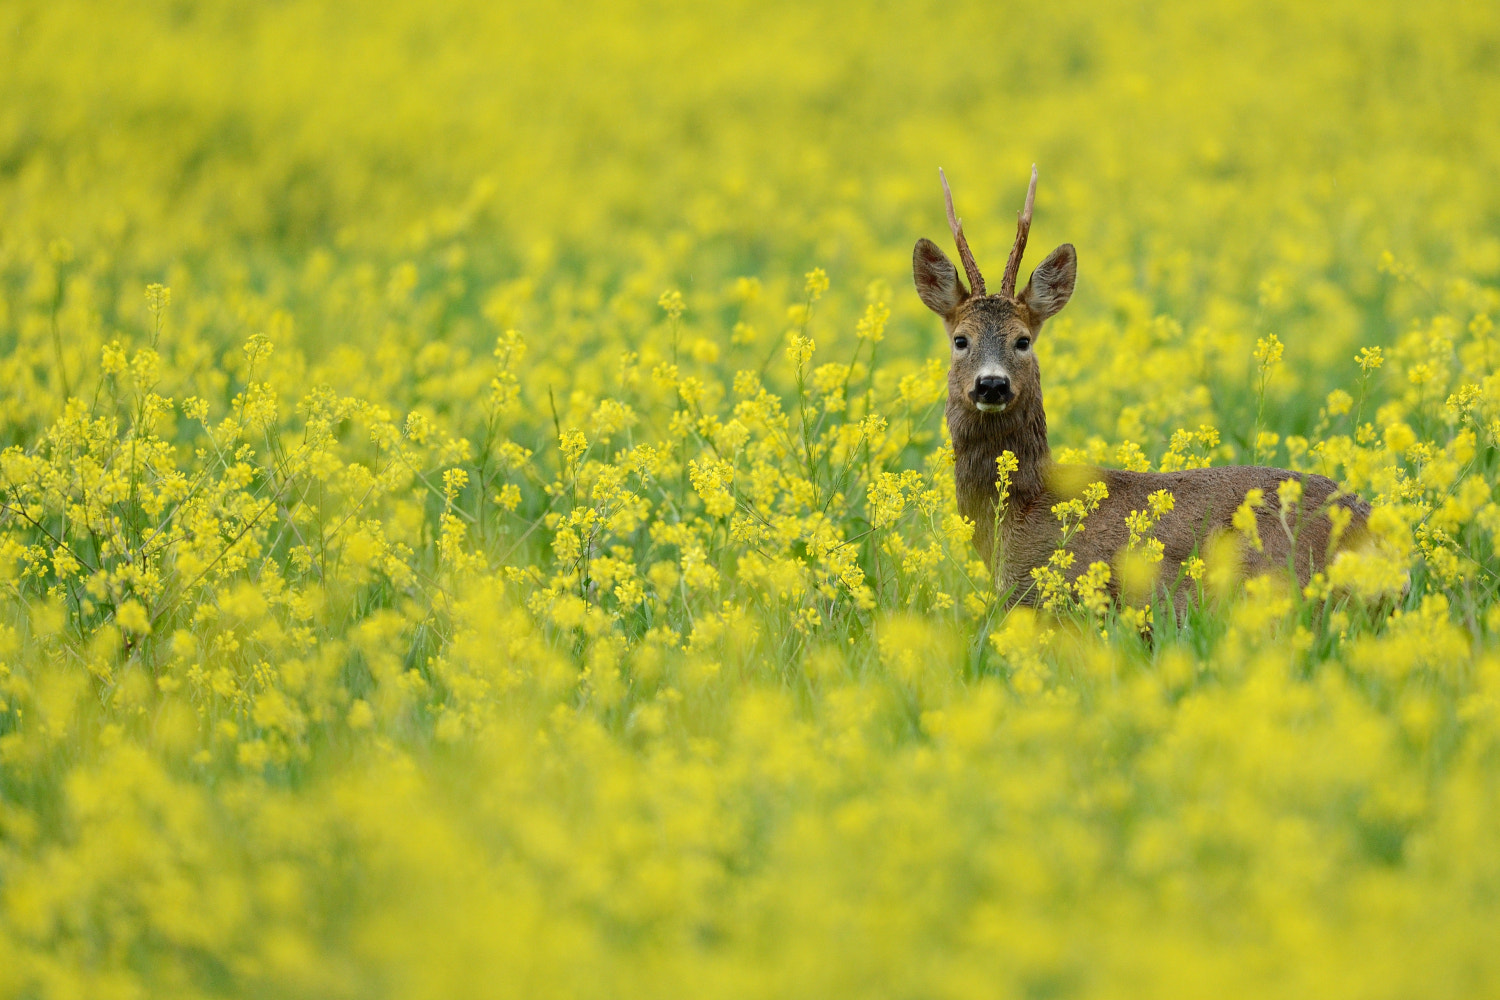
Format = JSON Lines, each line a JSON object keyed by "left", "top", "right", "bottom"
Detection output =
{"left": 2, "top": 0, "right": 1500, "bottom": 996}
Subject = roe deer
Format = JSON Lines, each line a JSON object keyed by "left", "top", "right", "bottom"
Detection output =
{"left": 913, "top": 167, "right": 1372, "bottom": 608}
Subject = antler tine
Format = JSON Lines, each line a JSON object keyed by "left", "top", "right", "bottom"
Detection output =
{"left": 999, "top": 164, "right": 1038, "bottom": 299}
{"left": 939, "top": 168, "right": 986, "bottom": 298}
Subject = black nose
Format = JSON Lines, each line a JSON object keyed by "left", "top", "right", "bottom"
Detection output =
{"left": 973, "top": 374, "right": 1012, "bottom": 404}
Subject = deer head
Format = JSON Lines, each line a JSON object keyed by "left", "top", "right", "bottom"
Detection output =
{"left": 913, "top": 167, "right": 1076, "bottom": 416}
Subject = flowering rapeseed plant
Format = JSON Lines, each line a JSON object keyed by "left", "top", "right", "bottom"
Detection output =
{"left": 1, "top": 0, "right": 1499, "bottom": 997}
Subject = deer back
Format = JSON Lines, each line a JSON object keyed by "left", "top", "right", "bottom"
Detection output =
{"left": 997, "top": 464, "right": 1373, "bottom": 603}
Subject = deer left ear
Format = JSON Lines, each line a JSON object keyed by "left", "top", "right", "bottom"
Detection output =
{"left": 1020, "top": 244, "right": 1076, "bottom": 325}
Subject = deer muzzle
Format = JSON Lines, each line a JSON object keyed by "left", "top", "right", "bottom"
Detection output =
{"left": 972, "top": 372, "right": 1013, "bottom": 411}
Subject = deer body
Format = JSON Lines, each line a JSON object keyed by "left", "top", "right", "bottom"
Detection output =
{"left": 917, "top": 168, "right": 1371, "bottom": 607}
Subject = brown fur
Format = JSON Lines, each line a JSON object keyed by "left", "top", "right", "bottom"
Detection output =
{"left": 914, "top": 236, "right": 1372, "bottom": 608}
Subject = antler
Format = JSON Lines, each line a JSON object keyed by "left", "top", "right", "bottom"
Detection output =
{"left": 939, "top": 168, "right": 986, "bottom": 298}
{"left": 999, "top": 164, "right": 1038, "bottom": 300}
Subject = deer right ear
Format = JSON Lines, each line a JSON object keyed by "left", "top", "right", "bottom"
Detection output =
{"left": 913, "top": 238, "right": 969, "bottom": 318}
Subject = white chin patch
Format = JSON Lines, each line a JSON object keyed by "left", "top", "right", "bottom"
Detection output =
{"left": 975, "top": 401, "right": 1008, "bottom": 413}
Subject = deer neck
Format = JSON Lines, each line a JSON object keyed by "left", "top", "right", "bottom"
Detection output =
{"left": 948, "top": 389, "right": 1051, "bottom": 527}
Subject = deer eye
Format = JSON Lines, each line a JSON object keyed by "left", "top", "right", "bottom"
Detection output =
{"left": 1014, "top": 337, "right": 1031, "bottom": 352}
{"left": 952, "top": 336, "right": 969, "bottom": 351}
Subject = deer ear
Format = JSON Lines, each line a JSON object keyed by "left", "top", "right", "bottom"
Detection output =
{"left": 913, "top": 238, "right": 969, "bottom": 317}
{"left": 1020, "top": 244, "right": 1076, "bottom": 325}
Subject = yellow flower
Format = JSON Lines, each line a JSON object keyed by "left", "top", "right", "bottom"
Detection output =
{"left": 855, "top": 301, "right": 889, "bottom": 343}
{"left": 1383, "top": 422, "right": 1417, "bottom": 456}
{"left": 559, "top": 428, "right": 588, "bottom": 465}
{"left": 657, "top": 289, "right": 685, "bottom": 319}
{"left": 115, "top": 599, "right": 151, "bottom": 634}
{"left": 1233, "top": 489, "right": 1266, "bottom": 552}
{"left": 144, "top": 282, "right": 171, "bottom": 318}
{"left": 101, "top": 340, "right": 127, "bottom": 376}
{"left": 785, "top": 333, "right": 815, "bottom": 368}
{"left": 1254, "top": 332, "right": 1284, "bottom": 367}
{"left": 803, "top": 267, "right": 829, "bottom": 300}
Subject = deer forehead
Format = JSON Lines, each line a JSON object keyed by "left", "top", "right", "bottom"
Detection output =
{"left": 954, "top": 297, "right": 1033, "bottom": 341}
